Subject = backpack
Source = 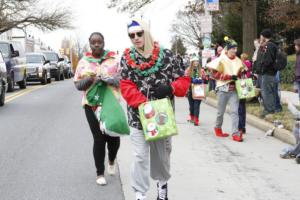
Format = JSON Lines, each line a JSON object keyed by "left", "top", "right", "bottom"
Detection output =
{"left": 274, "top": 47, "right": 287, "bottom": 71}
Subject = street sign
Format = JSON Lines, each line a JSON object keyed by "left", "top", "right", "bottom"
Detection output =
{"left": 201, "top": 48, "right": 215, "bottom": 67}
{"left": 207, "top": 0, "right": 219, "bottom": 11}
{"left": 202, "top": 36, "right": 212, "bottom": 49}
{"left": 200, "top": 15, "right": 212, "bottom": 33}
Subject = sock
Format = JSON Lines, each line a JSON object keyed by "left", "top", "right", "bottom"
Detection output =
{"left": 159, "top": 180, "right": 167, "bottom": 187}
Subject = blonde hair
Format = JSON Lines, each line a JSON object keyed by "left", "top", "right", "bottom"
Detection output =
{"left": 185, "top": 60, "right": 201, "bottom": 77}
{"left": 240, "top": 53, "right": 249, "bottom": 61}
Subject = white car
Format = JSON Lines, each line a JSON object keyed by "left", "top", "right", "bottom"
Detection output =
{"left": 26, "top": 53, "right": 51, "bottom": 84}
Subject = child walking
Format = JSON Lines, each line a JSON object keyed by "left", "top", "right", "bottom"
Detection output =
{"left": 185, "top": 56, "right": 208, "bottom": 126}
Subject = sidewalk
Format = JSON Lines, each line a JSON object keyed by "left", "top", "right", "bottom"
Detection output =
{"left": 281, "top": 90, "right": 299, "bottom": 106}
{"left": 117, "top": 97, "right": 299, "bottom": 200}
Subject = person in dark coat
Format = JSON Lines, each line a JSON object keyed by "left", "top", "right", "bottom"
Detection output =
{"left": 256, "top": 29, "right": 278, "bottom": 118}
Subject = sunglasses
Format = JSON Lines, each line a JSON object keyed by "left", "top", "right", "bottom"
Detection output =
{"left": 128, "top": 31, "right": 144, "bottom": 39}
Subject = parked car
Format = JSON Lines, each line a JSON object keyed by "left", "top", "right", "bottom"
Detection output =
{"left": 26, "top": 53, "right": 51, "bottom": 85}
{"left": 0, "top": 52, "right": 7, "bottom": 106}
{"left": 0, "top": 41, "right": 27, "bottom": 92}
{"left": 62, "top": 55, "right": 72, "bottom": 79}
{"left": 42, "top": 51, "right": 64, "bottom": 81}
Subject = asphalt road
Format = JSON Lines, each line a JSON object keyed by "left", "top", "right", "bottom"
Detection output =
{"left": 0, "top": 79, "right": 124, "bottom": 200}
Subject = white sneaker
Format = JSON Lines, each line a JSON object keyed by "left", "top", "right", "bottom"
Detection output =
{"left": 135, "top": 192, "right": 146, "bottom": 200}
{"left": 107, "top": 163, "right": 116, "bottom": 176}
{"left": 96, "top": 176, "right": 107, "bottom": 185}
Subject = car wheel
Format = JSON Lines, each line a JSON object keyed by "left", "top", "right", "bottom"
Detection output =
{"left": 47, "top": 75, "right": 52, "bottom": 84}
{"left": 41, "top": 72, "right": 47, "bottom": 85}
{"left": 7, "top": 73, "right": 14, "bottom": 92}
{"left": 55, "top": 71, "right": 60, "bottom": 81}
{"left": 0, "top": 81, "right": 5, "bottom": 106}
{"left": 18, "top": 74, "right": 27, "bottom": 89}
{"left": 60, "top": 71, "right": 65, "bottom": 81}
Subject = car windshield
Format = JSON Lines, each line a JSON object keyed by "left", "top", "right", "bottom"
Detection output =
{"left": 44, "top": 53, "right": 58, "bottom": 62}
{"left": 0, "top": 43, "right": 10, "bottom": 58}
{"left": 26, "top": 55, "right": 43, "bottom": 63}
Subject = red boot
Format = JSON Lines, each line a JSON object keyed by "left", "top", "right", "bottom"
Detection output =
{"left": 214, "top": 128, "right": 229, "bottom": 137}
{"left": 188, "top": 115, "right": 194, "bottom": 123}
{"left": 232, "top": 132, "right": 243, "bottom": 142}
{"left": 194, "top": 117, "right": 199, "bottom": 126}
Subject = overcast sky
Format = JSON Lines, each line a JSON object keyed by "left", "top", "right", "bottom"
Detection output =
{"left": 35, "top": 0, "right": 189, "bottom": 53}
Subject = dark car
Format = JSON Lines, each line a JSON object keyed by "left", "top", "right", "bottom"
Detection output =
{"left": 0, "top": 51, "right": 7, "bottom": 106}
{"left": 0, "top": 41, "right": 27, "bottom": 92}
{"left": 26, "top": 53, "right": 52, "bottom": 85}
{"left": 42, "top": 51, "right": 64, "bottom": 81}
{"left": 62, "top": 55, "right": 72, "bottom": 79}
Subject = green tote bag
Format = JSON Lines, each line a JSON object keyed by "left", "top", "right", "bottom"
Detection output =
{"left": 235, "top": 78, "right": 256, "bottom": 99}
{"left": 138, "top": 98, "right": 178, "bottom": 142}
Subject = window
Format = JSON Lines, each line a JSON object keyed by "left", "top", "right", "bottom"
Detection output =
{"left": 44, "top": 52, "right": 58, "bottom": 62}
{"left": 0, "top": 43, "right": 10, "bottom": 58}
{"left": 26, "top": 55, "right": 43, "bottom": 63}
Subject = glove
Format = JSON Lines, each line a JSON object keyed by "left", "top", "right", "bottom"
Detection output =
{"left": 74, "top": 77, "right": 94, "bottom": 91}
{"left": 192, "top": 78, "right": 203, "bottom": 84}
{"left": 94, "top": 76, "right": 102, "bottom": 84}
{"left": 152, "top": 84, "right": 173, "bottom": 99}
{"left": 102, "top": 77, "right": 120, "bottom": 87}
{"left": 231, "top": 75, "right": 238, "bottom": 81}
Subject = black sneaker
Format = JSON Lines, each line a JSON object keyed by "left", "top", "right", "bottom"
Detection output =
{"left": 157, "top": 183, "right": 168, "bottom": 200}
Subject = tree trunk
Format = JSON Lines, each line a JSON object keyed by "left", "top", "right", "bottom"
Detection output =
{"left": 242, "top": 0, "right": 257, "bottom": 56}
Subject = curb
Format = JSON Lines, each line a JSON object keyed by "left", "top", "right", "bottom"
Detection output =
{"left": 204, "top": 97, "right": 296, "bottom": 145}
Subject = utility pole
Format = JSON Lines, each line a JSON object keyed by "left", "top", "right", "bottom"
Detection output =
{"left": 201, "top": 0, "right": 215, "bottom": 67}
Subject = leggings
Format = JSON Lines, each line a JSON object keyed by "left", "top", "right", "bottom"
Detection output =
{"left": 187, "top": 91, "right": 202, "bottom": 118}
{"left": 84, "top": 105, "right": 120, "bottom": 176}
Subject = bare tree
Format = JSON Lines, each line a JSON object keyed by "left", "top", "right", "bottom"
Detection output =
{"left": 171, "top": 10, "right": 204, "bottom": 50}
{"left": 107, "top": 0, "right": 153, "bottom": 15}
{"left": 0, "top": 0, "right": 73, "bottom": 34}
{"left": 107, "top": 0, "right": 258, "bottom": 55}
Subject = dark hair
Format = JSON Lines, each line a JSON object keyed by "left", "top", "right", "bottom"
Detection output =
{"left": 260, "top": 29, "right": 273, "bottom": 39}
{"left": 89, "top": 32, "right": 104, "bottom": 41}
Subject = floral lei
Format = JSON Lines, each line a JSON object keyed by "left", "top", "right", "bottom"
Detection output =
{"left": 84, "top": 51, "right": 115, "bottom": 63}
{"left": 124, "top": 42, "right": 164, "bottom": 76}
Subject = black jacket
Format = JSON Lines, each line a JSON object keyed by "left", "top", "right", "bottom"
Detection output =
{"left": 255, "top": 40, "right": 278, "bottom": 76}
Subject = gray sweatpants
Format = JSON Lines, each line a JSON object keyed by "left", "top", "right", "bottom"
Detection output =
{"left": 216, "top": 91, "right": 239, "bottom": 135}
{"left": 130, "top": 127, "right": 172, "bottom": 194}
